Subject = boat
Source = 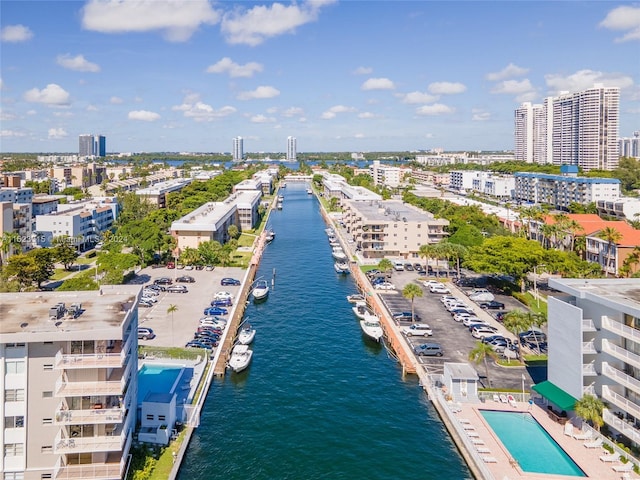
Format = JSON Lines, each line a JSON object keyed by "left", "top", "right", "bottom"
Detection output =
{"left": 325, "top": 228, "right": 335, "bottom": 236}
{"left": 228, "top": 344, "right": 253, "bottom": 372}
{"left": 281, "top": 183, "right": 286, "bottom": 189}
{"left": 334, "top": 262, "right": 350, "bottom": 274}
{"left": 347, "top": 293, "right": 366, "bottom": 303}
{"left": 252, "top": 279, "right": 270, "bottom": 301}
{"left": 352, "top": 301, "right": 374, "bottom": 320}
{"left": 332, "top": 247, "right": 347, "bottom": 262}
{"left": 277, "top": 202, "right": 283, "bottom": 210}
{"left": 265, "top": 229, "right": 275, "bottom": 243}
{"left": 238, "top": 326, "right": 256, "bottom": 345}
{"left": 307, "top": 187, "right": 313, "bottom": 194}
{"left": 278, "top": 195, "right": 284, "bottom": 201}
{"left": 360, "top": 316, "right": 384, "bottom": 342}
{"left": 329, "top": 241, "right": 341, "bottom": 248}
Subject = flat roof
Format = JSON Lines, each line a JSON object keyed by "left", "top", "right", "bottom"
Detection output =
{"left": 548, "top": 278, "right": 640, "bottom": 319}
{"left": 0, "top": 285, "right": 141, "bottom": 341}
{"left": 344, "top": 199, "right": 444, "bottom": 223}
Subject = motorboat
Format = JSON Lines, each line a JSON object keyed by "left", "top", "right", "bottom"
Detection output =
{"left": 347, "top": 293, "right": 366, "bottom": 303}
{"left": 278, "top": 195, "right": 284, "bottom": 201}
{"left": 329, "top": 241, "right": 341, "bottom": 248}
{"left": 360, "top": 315, "right": 384, "bottom": 342}
{"left": 325, "top": 228, "right": 335, "bottom": 236}
{"left": 228, "top": 345, "right": 253, "bottom": 372}
{"left": 277, "top": 201, "right": 283, "bottom": 210}
{"left": 265, "top": 229, "right": 275, "bottom": 243}
{"left": 238, "top": 326, "right": 256, "bottom": 345}
{"left": 334, "top": 262, "right": 350, "bottom": 274}
{"left": 332, "top": 247, "right": 348, "bottom": 262}
{"left": 307, "top": 187, "right": 313, "bottom": 194}
{"left": 252, "top": 279, "right": 270, "bottom": 301}
{"left": 352, "top": 301, "right": 374, "bottom": 320}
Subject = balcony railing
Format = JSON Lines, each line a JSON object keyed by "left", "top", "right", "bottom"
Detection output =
{"left": 602, "top": 386, "right": 640, "bottom": 422}
{"left": 55, "top": 379, "right": 124, "bottom": 398}
{"left": 602, "top": 363, "right": 640, "bottom": 396}
{"left": 582, "top": 319, "right": 596, "bottom": 332}
{"left": 582, "top": 341, "right": 598, "bottom": 354}
{"left": 583, "top": 385, "right": 596, "bottom": 396}
{"left": 55, "top": 350, "right": 124, "bottom": 370}
{"left": 602, "top": 340, "right": 640, "bottom": 371}
{"left": 54, "top": 432, "right": 125, "bottom": 454}
{"left": 54, "top": 462, "right": 123, "bottom": 480}
{"left": 602, "top": 316, "right": 640, "bottom": 345}
{"left": 603, "top": 409, "right": 640, "bottom": 445}
{"left": 583, "top": 363, "right": 597, "bottom": 376}
{"left": 55, "top": 407, "right": 124, "bottom": 425}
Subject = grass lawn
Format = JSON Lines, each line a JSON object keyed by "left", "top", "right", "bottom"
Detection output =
{"left": 76, "top": 256, "right": 95, "bottom": 265}
{"left": 237, "top": 233, "right": 257, "bottom": 248}
{"left": 51, "top": 269, "right": 72, "bottom": 281}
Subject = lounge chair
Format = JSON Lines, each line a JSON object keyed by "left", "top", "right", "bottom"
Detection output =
{"left": 482, "top": 456, "right": 498, "bottom": 463}
{"left": 493, "top": 394, "right": 500, "bottom": 403}
{"left": 613, "top": 463, "right": 634, "bottom": 472}
{"left": 466, "top": 431, "right": 480, "bottom": 438}
{"left": 459, "top": 418, "right": 471, "bottom": 424}
{"left": 600, "top": 453, "right": 621, "bottom": 463}
{"left": 563, "top": 423, "right": 574, "bottom": 436}
{"left": 572, "top": 430, "right": 592, "bottom": 441}
{"left": 463, "top": 424, "right": 476, "bottom": 430}
{"left": 471, "top": 438, "right": 485, "bottom": 445}
{"left": 476, "top": 447, "right": 491, "bottom": 454}
{"left": 584, "top": 438, "right": 603, "bottom": 449}
{"left": 499, "top": 394, "right": 508, "bottom": 403}
{"left": 507, "top": 394, "right": 517, "bottom": 407}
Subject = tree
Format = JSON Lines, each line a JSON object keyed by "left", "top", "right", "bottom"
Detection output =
{"left": 574, "top": 394, "right": 604, "bottom": 431}
{"left": 167, "top": 304, "right": 178, "bottom": 343}
{"left": 402, "top": 283, "right": 423, "bottom": 322}
{"left": 597, "top": 227, "right": 623, "bottom": 277}
{"left": 468, "top": 341, "right": 498, "bottom": 388}
{"left": 0, "top": 232, "right": 22, "bottom": 267}
{"left": 4, "top": 249, "right": 55, "bottom": 289}
{"left": 377, "top": 258, "right": 393, "bottom": 278}
{"left": 418, "top": 244, "right": 436, "bottom": 273}
{"left": 52, "top": 236, "right": 80, "bottom": 271}
{"left": 198, "top": 240, "right": 223, "bottom": 265}
{"left": 227, "top": 224, "right": 240, "bottom": 240}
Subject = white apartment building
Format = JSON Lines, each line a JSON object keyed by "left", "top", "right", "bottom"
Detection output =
{"left": 0, "top": 286, "right": 141, "bottom": 480}
{"left": 469, "top": 172, "right": 515, "bottom": 199}
{"left": 232, "top": 137, "right": 243, "bottom": 162}
{"left": 449, "top": 171, "right": 476, "bottom": 194}
{"left": 370, "top": 160, "right": 402, "bottom": 188}
{"left": 171, "top": 190, "right": 262, "bottom": 252}
{"left": 320, "top": 173, "right": 381, "bottom": 202}
{"left": 514, "top": 170, "right": 621, "bottom": 208}
{"left": 342, "top": 199, "right": 449, "bottom": 259}
{"left": 286, "top": 136, "right": 297, "bottom": 161}
{"left": 596, "top": 197, "right": 640, "bottom": 222}
{"left": 619, "top": 132, "right": 640, "bottom": 160}
{"left": 0, "top": 188, "right": 33, "bottom": 205}
{"left": 135, "top": 179, "right": 192, "bottom": 208}
{"left": 544, "top": 278, "right": 640, "bottom": 447}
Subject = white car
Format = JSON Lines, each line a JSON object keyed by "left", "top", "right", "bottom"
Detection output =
{"left": 462, "top": 317, "right": 485, "bottom": 327}
{"left": 141, "top": 295, "right": 158, "bottom": 303}
{"left": 429, "top": 284, "right": 451, "bottom": 294}
{"left": 440, "top": 295, "right": 458, "bottom": 304}
{"left": 453, "top": 312, "right": 474, "bottom": 323}
{"left": 445, "top": 302, "right": 471, "bottom": 312}
{"left": 199, "top": 318, "right": 227, "bottom": 329}
{"left": 423, "top": 280, "right": 441, "bottom": 288}
{"left": 213, "top": 291, "right": 234, "bottom": 300}
{"left": 374, "top": 282, "right": 396, "bottom": 291}
{"left": 471, "top": 326, "right": 499, "bottom": 339}
{"left": 401, "top": 323, "right": 433, "bottom": 337}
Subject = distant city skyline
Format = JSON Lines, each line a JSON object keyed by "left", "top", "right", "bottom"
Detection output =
{"left": 1, "top": 1, "right": 639, "bottom": 153}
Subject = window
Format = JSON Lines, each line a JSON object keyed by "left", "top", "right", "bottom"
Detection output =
{"left": 42, "top": 391, "right": 53, "bottom": 398}
{"left": 4, "top": 416, "right": 24, "bottom": 428}
{"left": 41, "top": 446, "right": 53, "bottom": 454}
{"left": 5, "top": 360, "right": 25, "bottom": 374}
{"left": 4, "top": 473, "right": 24, "bottom": 480}
{"left": 43, "top": 364, "right": 53, "bottom": 371}
{"left": 42, "top": 418, "right": 53, "bottom": 425}
{"left": 146, "top": 414, "right": 154, "bottom": 421}
{"left": 5, "top": 389, "right": 25, "bottom": 402}
{"left": 41, "top": 475, "right": 52, "bottom": 480}
{"left": 158, "top": 415, "right": 166, "bottom": 421}
{"left": 4, "top": 443, "right": 24, "bottom": 456}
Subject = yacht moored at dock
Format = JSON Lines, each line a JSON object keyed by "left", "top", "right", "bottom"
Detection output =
{"left": 334, "top": 262, "right": 350, "bottom": 274}
{"left": 360, "top": 316, "right": 384, "bottom": 342}
{"left": 238, "top": 325, "right": 256, "bottom": 345}
{"left": 228, "top": 345, "right": 253, "bottom": 372}
{"left": 251, "top": 279, "right": 270, "bottom": 302}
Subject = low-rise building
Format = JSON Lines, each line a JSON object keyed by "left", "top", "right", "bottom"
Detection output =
{"left": 135, "top": 178, "right": 193, "bottom": 208}
{"left": 370, "top": 160, "right": 403, "bottom": 188}
{"left": 596, "top": 197, "right": 640, "bottom": 222}
{"left": 0, "top": 285, "right": 141, "bottom": 480}
{"left": 321, "top": 173, "right": 382, "bottom": 202}
{"left": 0, "top": 187, "right": 33, "bottom": 204}
{"left": 342, "top": 199, "right": 449, "bottom": 259}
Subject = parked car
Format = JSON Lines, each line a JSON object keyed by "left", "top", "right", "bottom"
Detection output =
{"left": 392, "top": 312, "right": 422, "bottom": 322}
{"left": 141, "top": 295, "right": 158, "bottom": 304}
{"left": 139, "top": 300, "right": 153, "bottom": 308}
{"left": 449, "top": 307, "right": 475, "bottom": 317}
{"left": 221, "top": 278, "right": 241, "bottom": 286}
{"left": 414, "top": 263, "right": 424, "bottom": 273}
{"left": 519, "top": 330, "right": 547, "bottom": 343}
{"left": 401, "top": 323, "right": 433, "bottom": 337}
{"left": 194, "top": 331, "right": 220, "bottom": 342}
{"left": 205, "top": 265, "right": 215, "bottom": 271}
{"left": 154, "top": 277, "right": 173, "bottom": 285}
{"left": 429, "top": 284, "right": 451, "bottom": 294}
{"left": 142, "top": 288, "right": 159, "bottom": 297}
{"left": 404, "top": 263, "right": 414, "bottom": 271}
{"left": 494, "top": 311, "right": 509, "bottom": 322}
{"left": 203, "top": 306, "right": 228, "bottom": 316}
{"left": 213, "top": 291, "right": 234, "bottom": 300}
{"left": 453, "top": 312, "right": 474, "bottom": 323}
{"left": 199, "top": 318, "right": 227, "bottom": 329}
{"left": 211, "top": 298, "right": 232, "bottom": 307}
{"left": 166, "top": 261, "right": 175, "bottom": 269}
{"left": 176, "top": 275, "right": 195, "bottom": 283}
{"left": 462, "top": 317, "right": 486, "bottom": 327}
{"left": 471, "top": 326, "right": 499, "bottom": 339}
{"left": 167, "top": 285, "right": 188, "bottom": 293}
{"left": 423, "top": 280, "right": 441, "bottom": 288}
{"left": 374, "top": 282, "right": 396, "bottom": 291}
{"left": 478, "top": 300, "right": 506, "bottom": 310}
{"left": 481, "top": 335, "right": 507, "bottom": 345}
{"left": 195, "top": 265, "right": 205, "bottom": 270}
{"left": 138, "top": 327, "right": 155, "bottom": 340}
{"left": 185, "top": 340, "right": 212, "bottom": 350}
{"left": 413, "top": 342, "right": 443, "bottom": 357}
{"left": 145, "top": 283, "right": 165, "bottom": 292}
{"left": 197, "top": 326, "right": 223, "bottom": 335}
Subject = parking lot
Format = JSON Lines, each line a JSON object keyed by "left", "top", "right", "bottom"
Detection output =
{"left": 372, "top": 268, "right": 540, "bottom": 390}
{"left": 129, "top": 265, "right": 247, "bottom": 349}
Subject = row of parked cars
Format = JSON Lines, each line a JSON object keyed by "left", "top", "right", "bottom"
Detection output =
{"left": 187, "top": 289, "right": 235, "bottom": 350}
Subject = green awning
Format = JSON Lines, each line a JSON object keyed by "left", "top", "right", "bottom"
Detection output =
{"left": 532, "top": 381, "right": 579, "bottom": 411}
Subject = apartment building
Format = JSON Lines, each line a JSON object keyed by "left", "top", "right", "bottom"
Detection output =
{"left": 135, "top": 179, "right": 192, "bottom": 208}
{"left": 449, "top": 171, "right": 476, "bottom": 194}
{"left": 320, "top": 173, "right": 381, "bottom": 202}
{"left": 0, "top": 188, "right": 34, "bottom": 205}
{"left": 597, "top": 198, "right": 640, "bottom": 222}
{"left": 514, "top": 169, "right": 621, "bottom": 209}
{"left": 0, "top": 285, "right": 141, "bottom": 480}
{"left": 342, "top": 199, "right": 449, "bottom": 259}
{"left": 232, "top": 137, "right": 243, "bottom": 162}
{"left": 586, "top": 225, "right": 640, "bottom": 277}
{"left": 619, "top": 132, "right": 640, "bottom": 160}
{"left": 544, "top": 278, "right": 640, "bottom": 447}
{"left": 287, "top": 136, "right": 297, "bottom": 161}
{"left": 370, "top": 160, "right": 402, "bottom": 188}
{"left": 468, "top": 172, "right": 515, "bottom": 199}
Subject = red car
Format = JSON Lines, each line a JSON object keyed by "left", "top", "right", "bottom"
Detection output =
{"left": 167, "top": 261, "right": 175, "bottom": 269}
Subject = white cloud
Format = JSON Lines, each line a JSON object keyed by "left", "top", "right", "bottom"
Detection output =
{"left": 0, "top": 130, "right": 27, "bottom": 137}
{"left": 81, "top": 0, "right": 220, "bottom": 42}
{"left": 282, "top": 107, "right": 304, "bottom": 117}
{"left": 237, "top": 85, "right": 280, "bottom": 100}
{"left": 400, "top": 91, "right": 439, "bottom": 104}
{"left": 354, "top": 133, "right": 365, "bottom": 138}
{"left": 0, "top": 109, "right": 16, "bottom": 121}
{"left": 250, "top": 114, "right": 276, "bottom": 123}
{"left": 361, "top": 77, "right": 395, "bottom": 91}
{"left": 221, "top": 0, "right": 335, "bottom": 46}
{"left": 1, "top": 24, "right": 34, "bottom": 43}
{"left": 172, "top": 94, "right": 236, "bottom": 122}
{"left": 599, "top": 6, "right": 640, "bottom": 42}
{"left": 320, "top": 104, "right": 356, "bottom": 119}
{"left": 353, "top": 66, "right": 373, "bottom": 75}
{"left": 490, "top": 79, "right": 536, "bottom": 101}
{"left": 48, "top": 128, "right": 68, "bottom": 139}
{"left": 472, "top": 109, "right": 491, "bottom": 121}
{"left": 415, "top": 104, "right": 454, "bottom": 115}
{"left": 86, "top": 105, "right": 99, "bottom": 112}
{"left": 428, "top": 82, "right": 466, "bottom": 95}
{"left": 56, "top": 54, "right": 100, "bottom": 72}
{"left": 128, "top": 110, "right": 161, "bottom": 121}
{"left": 53, "top": 111, "right": 73, "bottom": 118}
{"left": 358, "top": 112, "right": 376, "bottom": 119}
{"left": 206, "top": 57, "right": 263, "bottom": 78}
{"left": 486, "top": 63, "right": 529, "bottom": 81}
{"left": 545, "top": 69, "right": 635, "bottom": 95}
{"left": 110, "top": 96, "right": 124, "bottom": 104}
{"left": 23, "top": 84, "right": 70, "bottom": 106}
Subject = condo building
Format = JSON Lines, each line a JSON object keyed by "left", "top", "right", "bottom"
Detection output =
{"left": 619, "top": 132, "right": 640, "bottom": 160}
{"left": 545, "top": 278, "right": 640, "bottom": 447}
{"left": 79, "top": 135, "right": 106, "bottom": 158}
{"left": 0, "top": 285, "right": 142, "bottom": 480}
{"left": 286, "top": 136, "right": 297, "bottom": 162}
{"left": 232, "top": 137, "right": 243, "bottom": 162}
{"left": 370, "top": 160, "right": 402, "bottom": 188}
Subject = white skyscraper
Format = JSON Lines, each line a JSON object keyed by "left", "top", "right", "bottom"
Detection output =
{"left": 232, "top": 136, "right": 244, "bottom": 162}
{"left": 287, "top": 136, "right": 297, "bottom": 161}
{"left": 514, "top": 102, "right": 547, "bottom": 164}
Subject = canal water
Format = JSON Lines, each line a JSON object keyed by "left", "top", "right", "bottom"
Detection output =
{"left": 177, "top": 183, "right": 471, "bottom": 480}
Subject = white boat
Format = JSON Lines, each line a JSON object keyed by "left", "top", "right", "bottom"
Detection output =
{"left": 352, "top": 301, "right": 374, "bottom": 320}
{"left": 228, "top": 344, "right": 253, "bottom": 372}
{"left": 277, "top": 202, "right": 283, "bottom": 210}
{"left": 332, "top": 247, "right": 347, "bottom": 262}
{"left": 252, "top": 279, "right": 270, "bottom": 301}
{"left": 334, "top": 262, "right": 350, "bottom": 274}
{"left": 307, "top": 188, "right": 313, "bottom": 194}
{"left": 238, "top": 326, "right": 256, "bottom": 345}
{"left": 347, "top": 293, "right": 366, "bottom": 303}
{"left": 360, "top": 316, "right": 384, "bottom": 342}
{"left": 265, "top": 229, "right": 275, "bottom": 243}
{"left": 325, "top": 228, "right": 335, "bottom": 236}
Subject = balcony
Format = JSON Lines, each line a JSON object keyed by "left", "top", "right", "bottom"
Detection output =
{"left": 583, "top": 363, "right": 597, "bottom": 376}
{"left": 55, "top": 462, "right": 124, "bottom": 480}
{"left": 582, "top": 319, "right": 596, "bottom": 332}
{"left": 55, "top": 350, "right": 125, "bottom": 370}
{"left": 602, "top": 386, "right": 640, "bottom": 422}
{"left": 603, "top": 409, "right": 640, "bottom": 445}
{"left": 602, "top": 317, "right": 640, "bottom": 345}
{"left": 55, "top": 407, "right": 124, "bottom": 425}
{"left": 55, "top": 377, "right": 124, "bottom": 398}
{"left": 603, "top": 341, "right": 640, "bottom": 371}
{"left": 582, "top": 341, "right": 598, "bottom": 354}
{"left": 602, "top": 362, "right": 640, "bottom": 396}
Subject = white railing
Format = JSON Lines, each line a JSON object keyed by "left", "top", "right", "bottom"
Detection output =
{"left": 603, "top": 409, "right": 640, "bottom": 445}
{"left": 581, "top": 319, "right": 596, "bottom": 332}
{"left": 582, "top": 363, "right": 597, "bottom": 376}
{"left": 602, "top": 316, "right": 640, "bottom": 344}
{"left": 54, "top": 431, "right": 126, "bottom": 454}
{"left": 54, "top": 407, "right": 124, "bottom": 425}
{"left": 55, "top": 350, "right": 124, "bottom": 370}
{"left": 54, "top": 462, "right": 122, "bottom": 480}
{"left": 583, "top": 385, "right": 596, "bottom": 396}
{"left": 582, "top": 341, "right": 597, "bottom": 354}
{"left": 602, "top": 385, "right": 640, "bottom": 420}
{"left": 55, "top": 379, "right": 123, "bottom": 397}
{"left": 602, "top": 362, "right": 640, "bottom": 395}
{"left": 602, "top": 340, "right": 640, "bottom": 371}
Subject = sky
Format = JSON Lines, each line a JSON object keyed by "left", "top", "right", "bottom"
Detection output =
{"left": 1, "top": 1, "right": 639, "bottom": 154}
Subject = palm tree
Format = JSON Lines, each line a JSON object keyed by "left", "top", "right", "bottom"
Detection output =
{"left": 377, "top": 258, "right": 393, "bottom": 279}
{"left": 503, "top": 310, "right": 532, "bottom": 363}
{"left": 443, "top": 242, "right": 467, "bottom": 278}
{"left": 574, "top": 394, "right": 604, "bottom": 431}
{"left": 0, "top": 232, "right": 22, "bottom": 267}
{"left": 402, "top": 283, "right": 423, "bottom": 322}
{"left": 167, "top": 304, "right": 178, "bottom": 343}
{"left": 418, "top": 243, "right": 435, "bottom": 274}
{"left": 597, "top": 227, "right": 623, "bottom": 277}
{"left": 469, "top": 341, "right": 498, "bottom": 388}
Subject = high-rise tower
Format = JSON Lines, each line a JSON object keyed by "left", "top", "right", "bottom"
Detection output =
{"left": 232, "top": 137, "right": 244, "bottom": 162}
{"left": 287, "top": 136, "right": 297, "bottom": 161}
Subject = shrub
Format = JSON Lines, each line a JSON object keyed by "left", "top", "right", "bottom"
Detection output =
{"left": 603, "top": 443, "right": 614, "bottom": 453}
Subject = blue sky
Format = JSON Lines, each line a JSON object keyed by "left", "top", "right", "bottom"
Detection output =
{"left": 1, "top": 1, "right": 639, "bottom": 154}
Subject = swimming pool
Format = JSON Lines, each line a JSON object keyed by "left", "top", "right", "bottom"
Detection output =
{"left": 480, "top": 410, "right": 586, "bottom": 477}
{"left": 137, "top": 364, "right": 184, "bottom": 404}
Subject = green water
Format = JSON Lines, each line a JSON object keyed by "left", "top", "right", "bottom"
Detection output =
{"left": 177, "top": 183, "right": 471, "bottom": 479}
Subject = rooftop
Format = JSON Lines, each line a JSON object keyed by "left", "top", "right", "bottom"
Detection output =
{"left": 344, "top": 199, "right": 446, "bottom": 223}
{"left": 549, "top": 278, "right": 640, "bottom": 319}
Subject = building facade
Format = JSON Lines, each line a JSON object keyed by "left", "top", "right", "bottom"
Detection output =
{"left": 286, "top": 136, "right": 297, "bottom": 162}
{"left": 619, "top": 132, "right": 640, "bottom": 160}
{"left": 0, "top": 286, "right": 141, "bottom": 480}
{"left": 370, "top": 160, "right": 402, "bottom": 188}
{"left": 546, "top": 278, "right": 640, "bottom": 447}
{"left": 232, "top": 137, "right": 243, "bottom": 162}
{"left": 78, "top": 134, "right": 106, "bottom": 158}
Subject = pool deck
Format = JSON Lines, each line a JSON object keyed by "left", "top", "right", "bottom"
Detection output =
{"left": 452, "top": 400, "right": 633, "bottom": 480}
